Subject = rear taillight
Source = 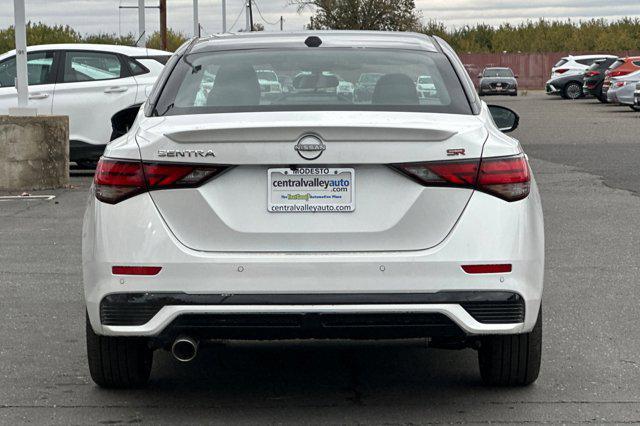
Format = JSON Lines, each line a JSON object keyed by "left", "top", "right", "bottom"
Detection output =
{"left": 585, "top": 71, "right": 600, "bottom": 77}
{"left": 615, "top": 81, "right": 627, "bottom": 88}
{"left": 392, "top": 154, "right": 530, "bottom": 202}
{"left": 611, "top": 70, "right": 631, "bottom": 77}
{"left": 555, "top": 68, "right": 569, "bottom": 74}
{"left": 94, "top": 158, "right": 229, "bottom": 204}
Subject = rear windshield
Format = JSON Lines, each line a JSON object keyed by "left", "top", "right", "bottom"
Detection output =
{"left": 152, "top": 48, "right": 472, "bottom": 116}
{"left": 483, "top": 68, "right": 513, "bottom": 78}
{"left": 554, "top": 59, "right": 568, "bottom": 67}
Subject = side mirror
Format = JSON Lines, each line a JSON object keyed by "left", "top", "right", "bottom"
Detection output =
{"left": 514, "top": 74, "right": 519, "bottom": 79}
{"left": 477, "top": 73, "right": 483, "bottom": 79}
{"left": 488, "top": 105, "right": 519, "bottom": 133}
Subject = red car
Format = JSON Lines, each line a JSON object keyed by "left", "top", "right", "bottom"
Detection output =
{"left": 602, "top": 56, "right": 640, "bottom": 102}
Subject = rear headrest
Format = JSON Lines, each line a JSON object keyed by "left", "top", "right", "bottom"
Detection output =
{"left": 207, "top": 64, "right": 260, "bottom": 107}
{"left": 372, "top": 73, "right": 419, "bottom": 105}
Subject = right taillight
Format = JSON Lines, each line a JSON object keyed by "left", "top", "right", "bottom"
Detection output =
{"left": 476, "top": 155, "right": 530, "bottom": 201}
{"left": 555, "top": 68, "right": 569, "bottom": 74}
{"left": 585, "top": 71, "right": 600, "bottom": 77}
{"left": 392, "top": 154, "right": 530, "bottom": 202}
{"left": 94, "top": 158, "right": 229, "bottom": 204}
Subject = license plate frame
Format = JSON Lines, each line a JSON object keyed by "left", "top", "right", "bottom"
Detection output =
{"left": 267, "top": 167, "right": 355, "bottom": 213}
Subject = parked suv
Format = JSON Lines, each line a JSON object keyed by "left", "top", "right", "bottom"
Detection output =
{"left": 0, "top": 44, "right": 171, "bottom": 167}
{"left": 551, "top": 54, "right": 617, "bottom": 79}
{"left": 84, "top": 32, "right": 544, "bottom": 389}
{"left": 601, "top": 56, "right": 640, "bottom": 103}
{"left": 583, "top": 57, "right": 618, "bottom": 102}
{"left": 477, "top": 67, "right": 518, "bottom": 96}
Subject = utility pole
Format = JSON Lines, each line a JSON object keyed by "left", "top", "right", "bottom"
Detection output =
{"left": 12, "top": 0, "right": 28, "bottom": 111}
{"left": 193, "top": 0, "right": 199, "bottom": 37}
{"left": 159, "top": 0, "right": 167, "bottom": 50}
{"left": 245, "top": 1, "right": 251, "bottom": 32}
{"left": 137, "top": 0, "right": 146, "bottom": 47}
{"left": 221, "top": 0, "right": 227, "bottom": 33}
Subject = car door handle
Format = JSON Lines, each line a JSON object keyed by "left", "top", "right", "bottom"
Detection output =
{"left": 104, "top": 87, "right": 128, "bottom": 93}
{"left": 28, "top": 93, "right": 49, "bottom": 99}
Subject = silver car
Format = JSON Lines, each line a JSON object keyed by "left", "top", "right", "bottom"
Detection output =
{"left": 607, "top": 70, "right": 640, "bottom": 110}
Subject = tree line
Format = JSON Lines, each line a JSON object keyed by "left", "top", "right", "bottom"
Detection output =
{"left": 0, "top": 22, "right": 189, "bottom": 54}
{"left": 2, "top": 14, "right": 640, "bottom": 55}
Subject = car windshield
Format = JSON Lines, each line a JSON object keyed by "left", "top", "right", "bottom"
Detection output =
{"left": 153, "top": 48, "right": 472, "bottom": 116}
{"left": 483, "top": 69, "right": 513, "bottom": 78}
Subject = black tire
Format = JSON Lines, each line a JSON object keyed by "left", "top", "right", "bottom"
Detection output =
{"left": 86, "top": 313, "right": 153, "bottom": 388}
{"left": 630, "top": 105, "right": 640, "bottom": 112}
{"left": 478, "top": 308, "right": 542, "bottom": 386}
{"left": 563, "top": 82, "right": 583, "bottom": 100}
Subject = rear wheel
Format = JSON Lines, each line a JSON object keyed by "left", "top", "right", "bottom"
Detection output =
{"left": 86, "top": 314, "right": 153, "bottom": 388}
{"left": 478, "top": 308, "right": 542, "bottom": 386}
{"left": 630, "top": 105, "right": 640, "bottom": 112}
{"left": 563, "top": 82, "right": 583, "bottom": 100}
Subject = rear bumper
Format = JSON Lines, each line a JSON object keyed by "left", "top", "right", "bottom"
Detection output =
{"left": 83, "top": 182, "right": 544, "bottom": 338}
{"left": 99, "top": 291, "right": 526, "bottom": 337}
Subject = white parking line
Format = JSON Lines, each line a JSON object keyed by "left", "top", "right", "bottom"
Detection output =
{"left": 0, "top": 195, "right": 56, "bottom": 201}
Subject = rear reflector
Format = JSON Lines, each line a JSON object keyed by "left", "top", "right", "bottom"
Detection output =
{"left": 94, "top": 158, "right": 229, "bottom": 204}
{"left": 462, "top": 264, "right": 512, "bottom": 274}
{"left": 392, "top": 154, "right": 530, "bottom": 202}
{"left": 112, "top": 266, "right": 162, "bottom": 275}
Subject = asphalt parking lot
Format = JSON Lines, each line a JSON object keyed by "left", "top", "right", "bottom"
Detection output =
{"left": 1, "top": 92, "right": 639, "bottom": 424}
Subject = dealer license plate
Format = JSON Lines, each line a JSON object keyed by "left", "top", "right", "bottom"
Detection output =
{"left": 268, "top": 167, "right": 355, "bottom": 213}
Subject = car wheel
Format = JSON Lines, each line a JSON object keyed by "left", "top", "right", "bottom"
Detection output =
{"left": 630, "top": 105, "right": 640, "bottom": 112}
{"left": 563, "top": 82, "right": 583, "bottom": 100}
{"left": 478, "top": 308, "right": 542, "bottom": 386}
{"left": 86, "top": 313, "right": 153, "bottom": 388}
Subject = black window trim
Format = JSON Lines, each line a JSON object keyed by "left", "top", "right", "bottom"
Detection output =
{"left": 0, "top": 50, "right": 59, "bottom": 87}
{"left": 124, "top": 56, "right": 150, "bottom": 76}
{"left": 58, "top": 49, "right": 131, "bottom": 84}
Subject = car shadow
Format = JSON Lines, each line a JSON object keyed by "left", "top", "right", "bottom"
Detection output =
{"left": 89, "top": 340, "right": 539, "bottom": 411}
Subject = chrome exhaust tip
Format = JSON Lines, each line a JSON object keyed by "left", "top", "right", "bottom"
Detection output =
{"left": 171, "top": 336, "right": 198, "bottom": 362}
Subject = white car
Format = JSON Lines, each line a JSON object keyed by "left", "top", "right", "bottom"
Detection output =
{"left": 551, "top": 54, "right": 617, "bottom": 79}
{"left": 416, "top": 74, "right": 437, "bottom": 97}
{"left": 83, "top": 31, "right": 544, "bottom": 388}
{"left": 607, "top": 70, "right": 640, "bottom": 110}
{"left": 0, "top": 44, "right": 171, "bottom": 167}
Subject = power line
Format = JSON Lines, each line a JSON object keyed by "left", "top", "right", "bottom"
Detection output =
{"left": 228, "top": 3, "right": 245, "bottom": 31}
{"left": 252, "top": 0, "right": 280, "bottom": 26}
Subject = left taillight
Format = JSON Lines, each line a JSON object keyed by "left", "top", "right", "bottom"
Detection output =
{"left": 392, "top": 154, "right": 530, "bottom": 202}
{"left": 94, "top": 158, "right": 228, "bottom": 204}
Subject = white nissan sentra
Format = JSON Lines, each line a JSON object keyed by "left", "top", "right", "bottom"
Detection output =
{"left": 83, "top": 31, "right": 544, "bottom": 388}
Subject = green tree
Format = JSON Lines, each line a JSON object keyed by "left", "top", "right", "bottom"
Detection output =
{"left": 293, "top": 0, "right": 421, "bottom": 31}
{"left": 145, "top": 28, "right": 188, "bottom": 52}
{"left": 83, "top": 33, "right": 136, "bottom": 46}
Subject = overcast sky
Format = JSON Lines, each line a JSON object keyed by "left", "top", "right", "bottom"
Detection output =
{"left": 1, "top": 0, "right": 639, "bottom": 37}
